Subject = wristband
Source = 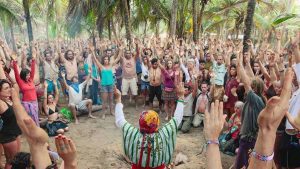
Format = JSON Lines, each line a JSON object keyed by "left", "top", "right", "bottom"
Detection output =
{"left": 251, "top": 150, "right": 274, "bottom": 161}
{"left": 177, "top": 99, "right": 184, "bottom": 103}
{"left": 206, "top": 140, "right": 219, "bottom": 146}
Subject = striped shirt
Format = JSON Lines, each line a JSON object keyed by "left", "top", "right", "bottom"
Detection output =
{"left": 122, "top": 118, "right": 178, "bottom": 168}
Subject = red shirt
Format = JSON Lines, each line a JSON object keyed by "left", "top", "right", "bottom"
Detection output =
{"left": 13, "top": 60, "right": 37, "bottom": 101}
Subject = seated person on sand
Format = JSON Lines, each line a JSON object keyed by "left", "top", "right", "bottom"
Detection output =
{"left": 42, "top": 80, "right": 68, "bottom": 136}
{"left": 218, "top": 101, "right": 243, "bottom": 156}
{"left": 61, "top": 71, "right": 96, "bottom": 124}
{"left": 114, "top": 83, "right": 185, "bottom": 169}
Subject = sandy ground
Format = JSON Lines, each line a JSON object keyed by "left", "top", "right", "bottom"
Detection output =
{"left": 19, "top": 98, "right": 235, "bottom": 169}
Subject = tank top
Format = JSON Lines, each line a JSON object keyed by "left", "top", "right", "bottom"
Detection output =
{"left": 101, "top": 67, "right": 114, "bottom": 86}
{"left": 0, "top": 101, "right": 21, "bottom": 139}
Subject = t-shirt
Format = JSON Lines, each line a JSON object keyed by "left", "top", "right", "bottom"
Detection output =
{"left": 183, "top": 90, "right": 200, "bottom": 116}
{"left": 240, "top": 90, "right": 265, "bottom": 138}
{"left": 211, "top": 61, "right": 226, "bottom": 86}
{"left": 286, "top": 63, "right": 300, "bottom": 131}
{"left": 68, "top": 82, "right": 86, "bottom": 105}
{"left": 122, "top": 118, "right": 178, "bottom": 168}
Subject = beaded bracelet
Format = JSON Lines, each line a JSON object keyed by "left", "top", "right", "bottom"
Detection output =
{"left": 251, "top": 150, "right": 274, "bottom": 162}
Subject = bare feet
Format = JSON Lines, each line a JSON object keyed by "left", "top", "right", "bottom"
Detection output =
{"left": 74, "top": 119, "right": 79, "bottom": 124}
{"left": 102, "top": 114, "right": 106, "bottom": 119}
{"left": 88, "top": 114, "right": 96, "bottom": 119}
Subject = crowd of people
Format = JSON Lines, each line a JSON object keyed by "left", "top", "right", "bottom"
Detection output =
{"left": 0, "top": 30, "right": 299, "bottom": 169}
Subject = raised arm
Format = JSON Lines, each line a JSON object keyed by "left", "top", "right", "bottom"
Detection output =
{"left": 248, "top": 69, "right": 293, "bottom": 169}
{"left": 43, "top": 82, "right": 49, "bottom": 114}
{"left": 53, "top": 80, "right": 59, "bottom": 104}
{"left": 237, "top": 52, "right": 251, "bottom": 93}
{"left": 114, "top": 87, "right": 127, "bottom": 128}
{"left": 29, "top": 47, "right": 36, "bottom": 81}
{"left": 173, "top": 82, "right": 185, "bottom": 125}
{"left": 11, "top": 87, "right": 52, "bottom": 169}
{"left": 89, "top": 45, "right": 103, "bottom": 70}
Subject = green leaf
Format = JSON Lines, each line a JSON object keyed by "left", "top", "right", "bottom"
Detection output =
{"left": 271, "top": 13, "right": 297, "bottom": 27}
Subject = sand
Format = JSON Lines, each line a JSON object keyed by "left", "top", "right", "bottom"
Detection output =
{"left": 20, "top": 99, "right": 235, "bottom": 169}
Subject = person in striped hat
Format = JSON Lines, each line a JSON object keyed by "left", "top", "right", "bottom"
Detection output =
{"left": 114, "top": 83, "right": 185, "bottom": 169}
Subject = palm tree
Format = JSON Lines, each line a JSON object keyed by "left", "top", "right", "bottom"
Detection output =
{"left": 243, "top": 0, "right": 256, "bottom": 53}
{"left": 0, "top": 0, "right": 23, "bottom": 51}
{"left": 23, "top": 0, "right": 34, "bottom": 43}
{"left": 192, "top": 0, "right": 198, "bottom": 41}
{"left": 122, "top": 0, "right": 131, "bottom": 44}
{"left": 170, "top": 0, "right": 178, "bottom": 38}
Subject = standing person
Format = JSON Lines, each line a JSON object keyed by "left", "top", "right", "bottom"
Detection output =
{"left": 12, "top": 48, "right": 40, "bottom": 126}
{"left": 114, "top": 83, "right": 185, "bottom": 169}
{"left": 120, "top": 45, "right": 139, "bottom": 108}
{"left": 140, "top": 55, "right": 150, "bottom": 107}
{"left": 90, "top": 45, "right": 120, "bottom": 119}
{"left": 148, "top": 58, "right": 163, "bottom": 113}
{"left": 223, "top": 65, "right": 239, "bottom": 119}
{"left": 0, "top": 64, "right": 21, "bottom": 169}
{"left": 41, "top": 48, "right": 59, "bottom": 94}
{"left": 235, "top": 52, "right": 266, "bottom": 169}
{"left": 61, "top": 71, "right": 96, "bottom": 124}
{"left": 159, "top": 59, "right": 177, "bottom": 121}
{"left": 59, "top": 48, "right": 79, "bottom": 86}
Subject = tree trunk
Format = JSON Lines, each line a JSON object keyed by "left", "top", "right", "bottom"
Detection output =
{"left": 108, "top": 19, "right": 111, "bottom": 40}
{"left": 169, "top": 0, "right": 178, "bottom": 38}
{"left": 198, "top": 1, "right": 206, "bottom": 38}
{"left": 96, "top": 15, "right": 104, "bottom": 39}
{"left": 243, "top": 0, "right": 256, "bottom": 53}
{"left": 155, "top": 19, "right": 159, "bottom": 37}
{"left": 111, "top": 17, "right": 118, "bottom": 40}
{"left": 9, "top": 19, "right": 17, "bottom": 52}
{"left": 143, "top": 21, "right": 147, "bottom": 37}
{"left": 23, "top": 0, "right": 34, "bottom": 43}
{"left": 192, "top": 0, "right": 198, "bottom": 42}
{"left": 123, "top": 0, "right": 132, "bottom": 46}
{"left": 92, "top": 29, "right": 96, "bottom": 47}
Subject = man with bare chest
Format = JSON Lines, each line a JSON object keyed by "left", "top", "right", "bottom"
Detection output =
{"left": 148, "top": 58, "right": 163, "bottom": 113}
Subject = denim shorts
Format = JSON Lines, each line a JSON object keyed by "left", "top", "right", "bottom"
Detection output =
{"left": 141, "top": 80, "right": 150, "bottom": 90}
{"left": 100, "top": 84, "right": 114, "bottom": 93}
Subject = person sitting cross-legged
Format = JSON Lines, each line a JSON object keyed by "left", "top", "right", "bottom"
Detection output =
{"left": 61, "top": 71, "right": 96, "bottom": 124}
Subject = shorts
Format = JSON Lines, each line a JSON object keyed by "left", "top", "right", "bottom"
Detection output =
{"left": 100, "top": 84, "right": 114, "bottom": 93}
{"left": 193, "top": 113, "right": 205, "bottom": 127}
{"left": 69, "top": 100, "right": 90, "bottom": 116}
{"left": 141, "top": 80, "right": 150, "bottom": 90}
{"left": 122, "top": 78, "right": 138, "bottom": 96}
{"left": 0, "top": 134, "right": 20, "bottom": 144}
{"left": 162, "top": 90, "right": 177, "bottom": 101}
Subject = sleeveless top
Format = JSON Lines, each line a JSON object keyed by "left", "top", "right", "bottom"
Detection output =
{"left": 0, "top": 101, "right": 22, "bottom": 140}
{"left": 122, "top": 58, "right": 136, "bottom": 79}
{"left": 101, "top": 67, "right": 114, "bottom": 86}
{"left": 48, "top": 106, "right": 59, "bottom": 115}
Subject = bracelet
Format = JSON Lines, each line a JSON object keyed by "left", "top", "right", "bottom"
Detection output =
{"left": 279, "top": 70, "right": 284, "bottom": 73}
{"left": 206, "top": 140, "right": 219, "bottom": 146}
{"left": 251, "top": 150, "right": 274, "bottom": 162}
{"left": 177, "top": 99, "right": 184, "bottom": 103}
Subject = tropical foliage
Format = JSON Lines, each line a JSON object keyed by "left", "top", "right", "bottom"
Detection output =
{"left": 0, "top": 0, "right": 299, "bottom": 48}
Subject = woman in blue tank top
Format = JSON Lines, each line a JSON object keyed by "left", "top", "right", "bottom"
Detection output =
{"left": 90, "top": 46, "right": 121, "bottom": 119}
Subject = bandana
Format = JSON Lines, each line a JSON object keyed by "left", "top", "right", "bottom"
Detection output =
{"left": 70, "top": 83, "right": 80, "bottom": 93}
{"left": 139, "top": 110, "right": 160, "bottom": 134}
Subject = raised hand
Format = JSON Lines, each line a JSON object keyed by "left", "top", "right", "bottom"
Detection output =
{"left": 204, "top": 100, "right": 226, "bottom": 140}
{"left": 113, "top": 86, "right": 121, "bottom": 103}
{"left": 55, "top": 134, "right": 77, "bottom": 169}
{"left": 257, "top": 68, "right": 293, "bottom": 132}
{"left": 176, "top": 82, "right": 185, "bottom": 99}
